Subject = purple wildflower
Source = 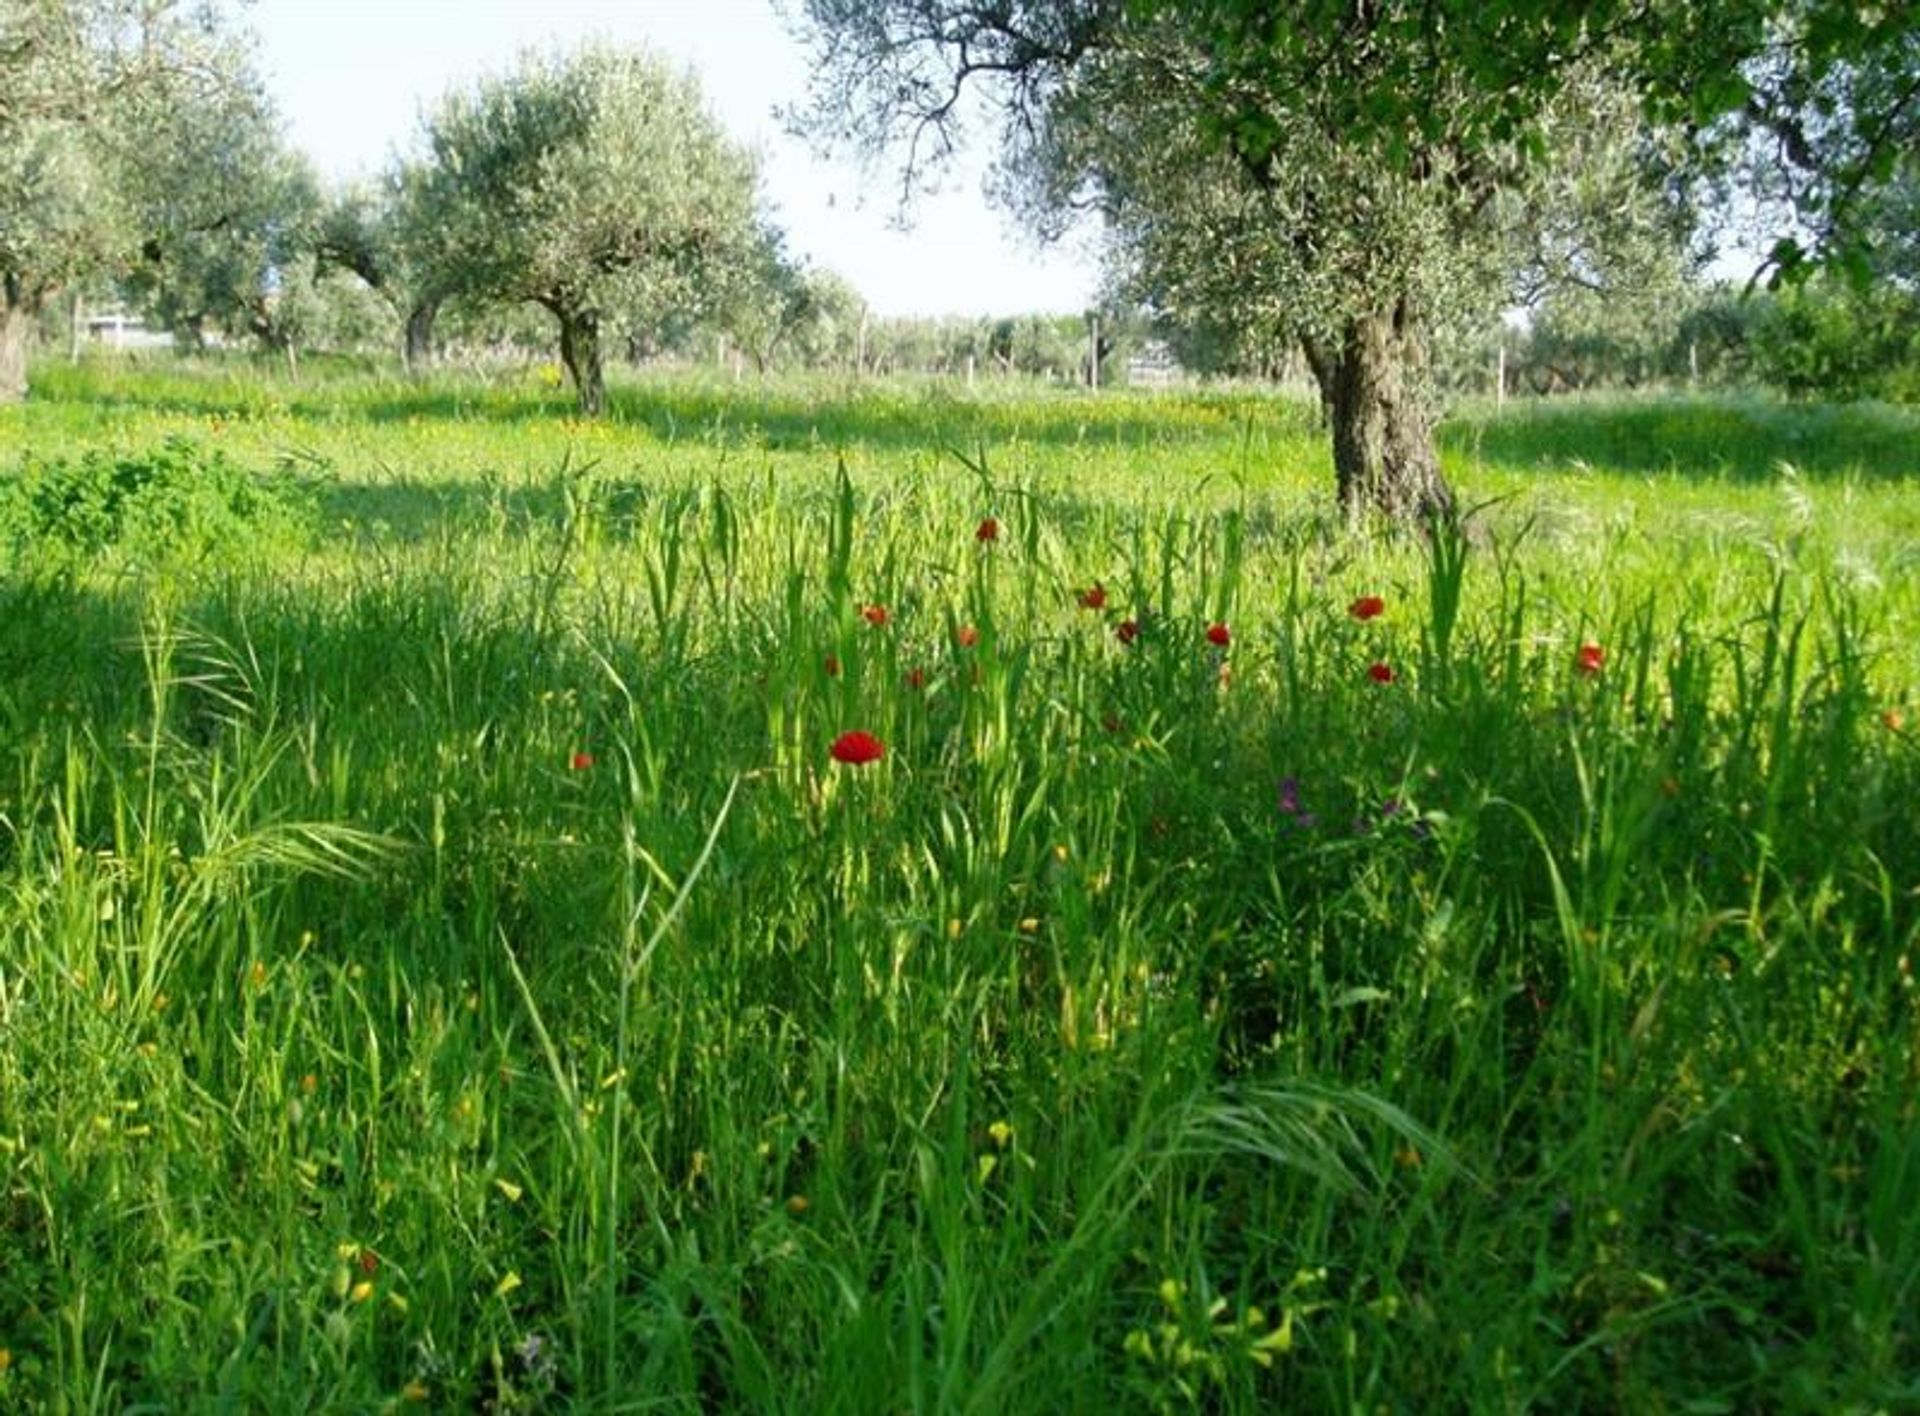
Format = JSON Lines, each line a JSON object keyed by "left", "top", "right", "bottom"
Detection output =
{"left": 1277, "top": 777, "right": 1317, "bottom": 830}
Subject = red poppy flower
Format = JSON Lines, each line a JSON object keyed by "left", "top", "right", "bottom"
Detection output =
{"left": 1368, "top": 661, "right": 1395, "bottom": 684}
{"left": 1577, "top": 642, "right": 1605, "bottom": 676}
{"left": 358, "top": 1248, "right": 380, "bottom": 1276}
{"left": 1206, "top": 622, "right": 1230, "bottom": 648}
{"left": 1115, "top": 619, "right": 1140, "bottom": 646}
{"left": 905, "top": 667, "right": 926, "bottom": 690}
{"left": 863, "top": 604, "right": 889, "bottom": 627}
{"left": 976, "top": 517, "right": 999, "bottom": 543}
{"left": 569, "top": 752, "right": 595, "bottom": 771}
{"left": 1349, "top": 595, "right": 1385, "bottom": 621}
{"left": 830, "top": 730, "right": 885, "bottom": 765}
{"left": 823, "top": 653, "right": 841, "bottom": 677}
{"left": 1078, "top": 583, "right": 1108, "bottom": 611}
{"left": 956, "top": 624, "right": 980, "bottom": 648}
{"left": 1883, "top": 708, "right": 1905, "bottom": 733}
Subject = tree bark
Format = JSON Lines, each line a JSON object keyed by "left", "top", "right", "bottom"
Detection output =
{"left": 0, "top": 290, "right": 35, "bottom": 404}
{"left": 557, "top": 307, "right": 606, "bottom": 417}
{"left": 1307, "top": 301, "right": 1454, "bottom": 528}
{"left": 247, "top": 308, "right": 298, "bottom": 380}
{"left": 404, "top": 299, "right": 438, "bottom": 372}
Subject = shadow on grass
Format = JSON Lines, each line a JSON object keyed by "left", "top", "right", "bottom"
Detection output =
{"left": 36, "top": 358, "right": 1915, "bottom": 488}
{"left": 310, "top": 476, "right": 564, "bottom": 538}
{"left": 302, "top": 459, "right": 1341, "bottom": 546}
{"left": 1442, "top": 394, "right": 1920, "bottom": 483}
{"left": 29, "top": 356, "right": 1319, "bottom": 455}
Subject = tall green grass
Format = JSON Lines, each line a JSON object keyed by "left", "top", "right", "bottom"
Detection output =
{"left": 0, "top": 361, "right": 1916, "bottom": 1411}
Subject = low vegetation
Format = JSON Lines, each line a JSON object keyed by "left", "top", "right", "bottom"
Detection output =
{"left": 1, "top": 362, "right": 1915, "bottom": 1410}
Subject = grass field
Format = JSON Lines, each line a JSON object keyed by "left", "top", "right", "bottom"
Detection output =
{"left": 2, "top": 357, "right": 1918, "bottom": 1412}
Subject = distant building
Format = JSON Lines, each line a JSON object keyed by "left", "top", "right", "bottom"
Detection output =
{"left": 85, "top": 311, "right": 173, "bottom": 350}
{"left": 1125, "top": 339, "right": 1184, "bottom": 389}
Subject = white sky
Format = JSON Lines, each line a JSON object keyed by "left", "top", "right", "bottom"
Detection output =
{"left": 249, "top": 0, "right": 1103, "bottom": 317}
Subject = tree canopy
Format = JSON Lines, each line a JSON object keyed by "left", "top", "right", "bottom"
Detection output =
{"left": 1, "top": 0, "right": 255, "bottom": 400}
{"left": 313, "top": 168, "right": 452, "bottom": 369}
{"left": 408, "top": 44, "right": 760, "bottom": 414}
{"left": 122, "top": 73, "right": 321, "bottom": 356}
{"left": 791, "top": 0, "right": 1920, "bottom": 524}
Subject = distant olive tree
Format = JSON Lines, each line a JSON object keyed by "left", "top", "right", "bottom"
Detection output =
{"left": 785, "top": 267, "right": 867, "bottom": 373}
{"left": 1749, "top": 277, "right": 1920, "bottom": 401}
{"left": 710, "top": 222, "right": 827, "bottom": 375}
{"left": 791, "top": 1, "right": 1920, "bottom": 527}
{"left": 1, "top": 0, "right": 254, "bottom": 400}
{"left": 122, "top": 83, "right": 324, "bottom": 363}
{"left": 314, "top": 170, "right": 452, "bottom": 372}
{"left": 409, "top": 44, "right": 759, "bottom": 415}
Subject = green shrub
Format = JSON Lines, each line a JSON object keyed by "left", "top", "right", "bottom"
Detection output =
{"left": 1748, "top": 278, "right": 1920, "bottom": 402}
{"left": 0, "top": 436, "right": 308, "bottom": 567}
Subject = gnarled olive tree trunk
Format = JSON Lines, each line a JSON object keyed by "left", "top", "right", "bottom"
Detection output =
{"left": 1, "top": 285, "right": 37, "bottom": 404}
{"left": 554, "top": 305, "right": 606, "bottom": 417}
{"left": 404, "top": 299, "right": 438, "bottom": 372}
{"left": 1304, "top": 299, "right": 1454, "bottom": 528}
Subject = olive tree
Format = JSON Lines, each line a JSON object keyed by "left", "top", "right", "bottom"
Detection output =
{"left": 315, "top": 164, "right": 461, "bottom": 372}
{"left": 411, "top": 44, "right": 759, "bottom": 415}
{"left": 790, "top": 1, "right": 1920, "bottom": 526}
{"left": 711, "top": 221, "right": 819, "bottom": 374}
{"left": 122, "top": 78, "right": 324, "bottom": 360}
{"left": 784, "top": 266, "right": 867, "bottom": 372}
{"left": 1, "top": 0, "right": 251, "bottom": 400}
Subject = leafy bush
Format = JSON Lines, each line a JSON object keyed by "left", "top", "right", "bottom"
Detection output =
{"left": 1748, "top": 278, "right": 1920, "bottom": 402}
{"left": 0, "top": 437, "right": 309, "bottom": 567}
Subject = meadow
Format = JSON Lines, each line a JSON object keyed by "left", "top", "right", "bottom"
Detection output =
{"left": 1, "top": 357, "right": 1917, "bottom": 1412}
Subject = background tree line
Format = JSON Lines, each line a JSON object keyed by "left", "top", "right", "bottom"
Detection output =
{"left": 6, "top": 2, "right": 1916, "bottom": 510}
{"left": 789, "top": 0, "right": 1918, "bottom": 523}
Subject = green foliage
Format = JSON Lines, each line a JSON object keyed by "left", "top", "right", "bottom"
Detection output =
{"left": 0, "top": 435, "right": 309, "bottom": 567}
{"left": 791, "top": 1, "right": 1919, "bottom": 519}
{"left": 0, "top": 1, "right": 259, "bottom": 396}
{"left": 121, "top": 80, "right": 324, "bottom": 354}
{"left": 703, "top": 221, "right": 827, "bottom": 373}
{"left": 1708, "top": 18, "right": 1920, "bottom": 288}
{"left": 1670, "top": 287, "right": 1771, "bottom": 386}
{"left": 1748, "top": 277, "right": 1920, "bottom": 402}
{"left": 407, "top": 42, "right": 759, "bottom": 410}
{"left": 0, "top": 115, "right": 124, "bottom": 302}
{"left": 1495, "top": 278, "right": 1920, "bottom": 403}
{"left": 288, "top": 264, "right": 405, "bottom": 356}
{"left": 0, "top": 360, "right": 1917, "bottom": 1408}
